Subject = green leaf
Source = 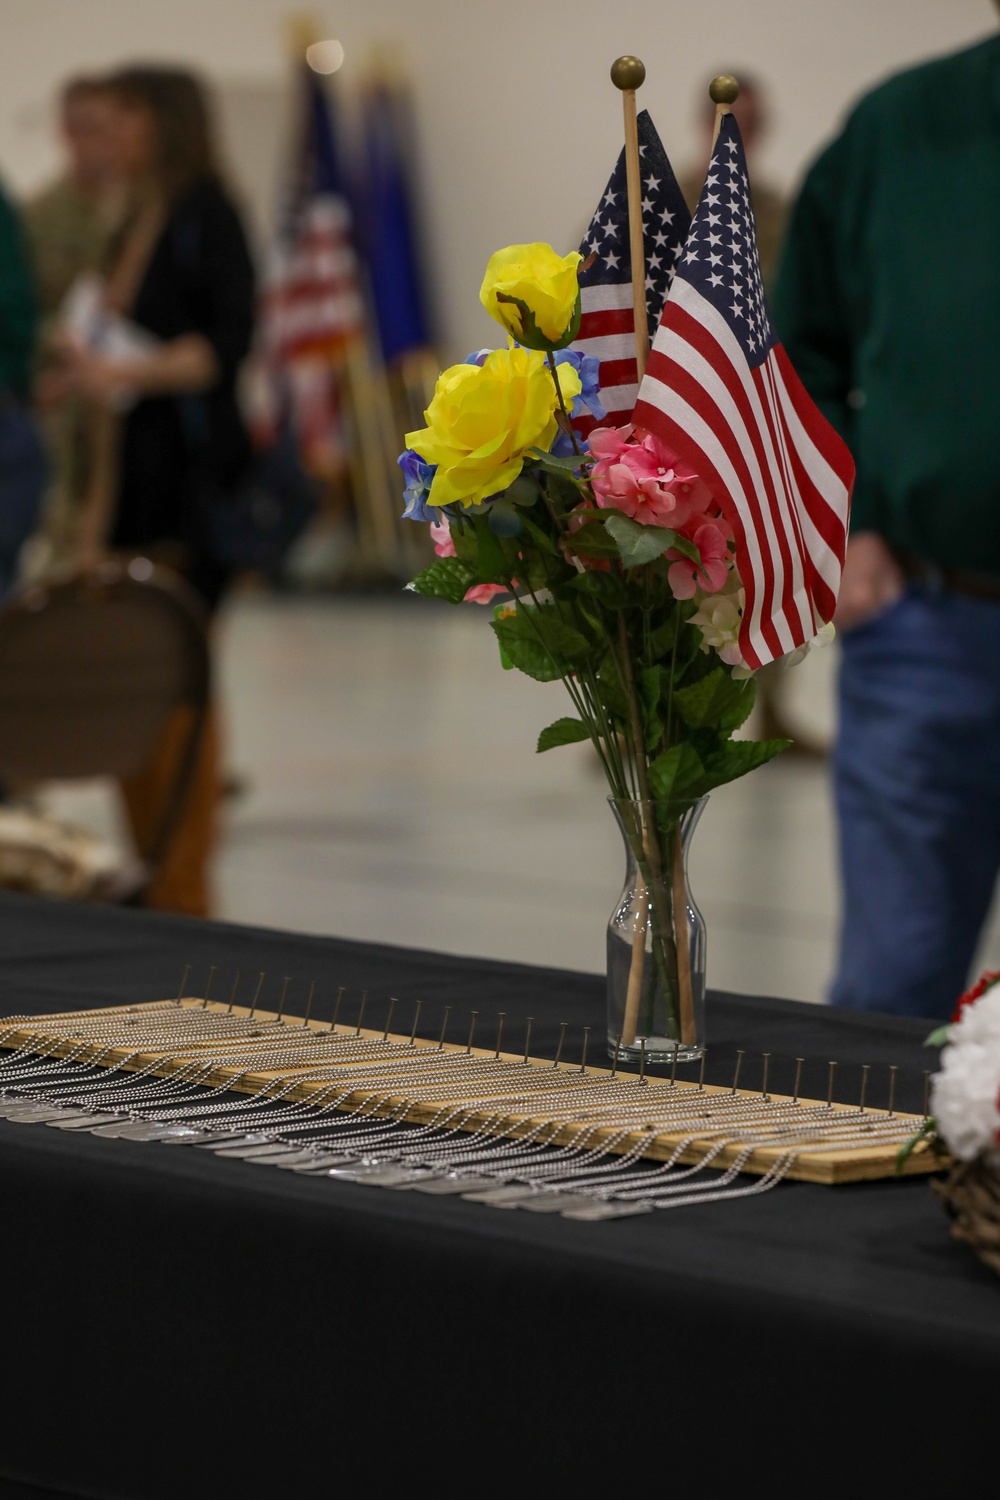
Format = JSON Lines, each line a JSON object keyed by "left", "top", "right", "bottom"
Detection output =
{"left": 504, "top": 474, "right": 541, "bottom": 506}
{"left": 490, "top": 604, "right": 591, "bottom": 683}
{"left": 674, "top": 667, "right": 753, "bottom": 732}
{"left": 647, "top": 742, "right": 707, "bottom": 801}
{"left": 494, "top": 288, "right": 582, "bottom": 351}
{"left": 700, "top": 737, "right": 789, "bottom": 791}
{"left": 567, "top": 571, "right": 629, "bottom": 608}
{"left": 896, "top": 1117, "right": 938, "bottom": 1175}
{"left": 924, "top": 1025, "right": 952, "bottom": 1048}
{"left": 564, "top": 519, "right": 620, "bottom": 562}
{"left": 525, "top": 446, "right": 587, "bottom": 474}
{"left": 519, "top": 513, "right": 561, "bottom": 557}
{"left": 536, "top": 717, "right": 591, "bottom": 753}
{"left": 469, "top": 509, "right": 517, "bottom": 582}
{"left": 602, "top": 512, "right": 701, "bottom": 570}
{"left": 639, "top": 665, "right": 664, "bottom": 752}
{"left": 407, "top": 557, "right": 476, "bottom": 605}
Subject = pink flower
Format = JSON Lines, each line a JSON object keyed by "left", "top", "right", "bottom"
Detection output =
{"left": 429, "top": 518, "right": 456, "bottom": 557}
{"left": 463, "top": 582, "right": 510, "bottom": 605}
{"left": 589, "top": 425, "right": 713, "bottom": 530}
{"left": 667, "top": 521, "right": 731, "bottom": 600}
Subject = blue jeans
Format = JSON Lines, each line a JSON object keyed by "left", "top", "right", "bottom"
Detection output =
{"left": 832, "top": 583, "right": 1000, "bottom": 1018}
{"left": 0, "top": 399, "right": 46, "bottom": 595}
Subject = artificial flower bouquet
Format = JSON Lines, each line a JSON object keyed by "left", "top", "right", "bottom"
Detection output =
{"left": 399, "top": 243, "right": 791, "bottom": 1055}
{"left": 926, "top": 972, "right": 1000, "bottom": 1276}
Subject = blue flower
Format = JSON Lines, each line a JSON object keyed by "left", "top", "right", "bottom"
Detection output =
{"left": 549, "top": 350, "right": 606, "bottom": 457}
{"left": 554, "top": 349, "right": 606, "bottom": 422}
{"left": 398, "top": 448, "right": 437, "bottom": 521}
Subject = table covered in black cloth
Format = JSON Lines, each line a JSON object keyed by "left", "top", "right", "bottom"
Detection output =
{"left": 0, "top": 892, "right": 995, "bottom": 1500}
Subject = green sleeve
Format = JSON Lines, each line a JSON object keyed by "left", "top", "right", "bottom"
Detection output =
{"left": 0, "top": 186, "right": 38, "bottom": 398}
{"left": 773, "top": 144, "right": 882, "bottom": 535}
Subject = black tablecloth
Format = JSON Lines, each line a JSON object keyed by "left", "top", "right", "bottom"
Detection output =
{"left": 0, "top": 892, "right": 994, "bottom": 1500}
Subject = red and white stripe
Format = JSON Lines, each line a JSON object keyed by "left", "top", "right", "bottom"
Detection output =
{"left": 570, "top": 283, "right": 641, "bottom": 438}
{"left": 260, "top": 197, "right": 365, "bottom": 363}
{"left": 633, "top": 276, "right": 853, "bottom": 670}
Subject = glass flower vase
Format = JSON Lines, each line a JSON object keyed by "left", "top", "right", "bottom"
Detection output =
{"left": 607, "top": 795, "right": 708, "bottom": 1064}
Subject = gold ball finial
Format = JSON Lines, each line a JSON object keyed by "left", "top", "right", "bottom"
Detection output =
{"left": 610, "top": 56, "right": 646, "bottom": 92}
{"left": 709, "top": 74, "right": 740, "bottom": 106}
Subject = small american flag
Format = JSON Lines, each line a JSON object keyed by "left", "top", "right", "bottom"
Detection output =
{"left": 255, "top": 66, "right": 365, "bottom": 472}
{"left": 633, "top": 113, "right": 854, "bottom": 669}
{"left": 569, "top": 111, "right": 690, "bottom": 437}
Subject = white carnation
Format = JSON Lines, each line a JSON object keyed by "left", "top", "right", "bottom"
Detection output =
{"left": 931, "top": 987, "right": 1000, "bottom": 1160}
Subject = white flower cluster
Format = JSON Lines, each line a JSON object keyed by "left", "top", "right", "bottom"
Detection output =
{"left": 931, "top": 985, "right": 1000, "bottom": 1160}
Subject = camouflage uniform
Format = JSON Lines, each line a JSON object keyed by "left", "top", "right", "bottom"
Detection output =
{"left": 23, "top": 177, "right": 121, "bottom": 573}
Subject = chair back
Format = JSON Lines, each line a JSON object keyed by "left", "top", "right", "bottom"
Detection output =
{"left": 0, "top": 559, "right": 210, "bottom": 781}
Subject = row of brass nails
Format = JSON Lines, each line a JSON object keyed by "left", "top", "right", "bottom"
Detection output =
{"left": 178, "top": 968, "right": 917, "bottom": 1111}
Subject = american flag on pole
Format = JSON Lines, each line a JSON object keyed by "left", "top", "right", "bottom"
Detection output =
{"left": 632, "top": 113, "right": 854, "bottom": 669}
{"left": 568, "top": 111, "right": 690, "bottom": 439}
{"left": 254, "top": 65, "right": 365, "bottom": 473}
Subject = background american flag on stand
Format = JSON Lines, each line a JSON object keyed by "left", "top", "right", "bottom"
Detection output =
{"left": 255, "top": 65, "right": 365, "bottom": 475}
{"left": 569, "top": 111, "right": 690, "bottom": 438}
{"left": 632, "top": 112, "right": 854, "bottom": 669}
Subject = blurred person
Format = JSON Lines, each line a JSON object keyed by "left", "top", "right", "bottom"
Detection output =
{"left": 26, "top": 76, "right": 122, "bottom": 317}
{"left": 0, "top": 178, "right": 45, "bottom": 594}
{"left": 26, "top": 75, "right": 123, "bottom": 574}
{"left": 774, "top": 29, "right": 1000, "bottom": 1019}
{"left": 50, "top": 65, "right": 256, "bottom": 917}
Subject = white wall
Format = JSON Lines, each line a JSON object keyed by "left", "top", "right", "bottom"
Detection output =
{"left": 0, "top": 0, "right": 994, "bottom": 358}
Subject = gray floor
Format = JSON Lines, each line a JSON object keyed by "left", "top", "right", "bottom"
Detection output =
{"left": 45, "top": 594, "right": 1000, "bottom": 1005}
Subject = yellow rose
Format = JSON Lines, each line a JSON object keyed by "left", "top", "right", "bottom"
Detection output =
{"left": 406, "top": 347, "right": 582, "bottom": 509}
{"left": 479, "top": 243, "right": 583, "bottom": 349}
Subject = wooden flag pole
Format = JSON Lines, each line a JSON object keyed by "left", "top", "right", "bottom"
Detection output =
{"left": 710, "top": 72, "right": 740, "bottom": 145}
{"left": 610, "top": 56, "right": 649, "bottom": 380}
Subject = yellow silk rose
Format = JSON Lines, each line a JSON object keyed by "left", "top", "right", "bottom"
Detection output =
{"left": 479, "top": 243, "right": 583, "bottom": 349}
{"left": 406, "top": 346, "right": 582, "bottom": 509}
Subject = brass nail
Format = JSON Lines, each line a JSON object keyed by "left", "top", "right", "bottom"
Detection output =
{"left": 922, "top": 1069, "right": 931, "bottom": 1119}
{"left": 761, "top": 1052, "right": 771, "bottom": 1101}
{"left": 639, "top": 1037, "right": 648, "bottom": 1085}
{"left": 466, "top": 1010, "right": 478, "bottom": 1054}
{"left": 409, "top": 1000, "right": 423, "bottom": 1047}
{"left": 859, "top": 1064, "right": 870, "bottom": 1112}
{"left": 731, "top": 1049, "right": 744, "bottom": 1095}
{"left": 580, "top": 1026, "right": 590, "bottom": 1073}
{"left": 697, "top": 1048, "right": 707, "bottom": 1092}
{"left": 495, "top": 1012, "right": 506, "bottom": 1059}
{"left": 355, "top": 990, "right": 368, "bottom": 1037}
{"left": 382, "top": 996, "right": 398, "bottom": 1041}
{"left": 522, "top": 1017, "right": 534, "bottom": 1065}
{"left": 330, "top": 986, "right": 345, "bottom": 1032}
{"left": 176, "top": 963, "right": 191, "bottom": 1004}
{"left": 611, "top": 1034, "right": 623, "bottom": 1079}
{"left": 826, "top": 1060, "right": 837, "bottom": 1109}
{"left": 227, "top": 970, "right": 241, "bottom": 1015}
{"left": 792, "top": 1057, "right": 804, "bottom": 1105}
{"left": 249, "top": 972, "right": 265, "bottom": 1019}
{"left": 302, "top": 980, "right": 316, "bottom": 1028}
{"left": 553, "top": 1022, "right": 568, "bottom": 1068}
{"left": 201, "top": 965, "right": 216, "bottom": 1009}
{"left": 437, "top": 1005, "right": 451, "bottom": 1050}
{"left": 669, "top": 1039, "right": 680, "bottom": 1088}
{"left": 887, "top": 1064, "right": 897, "bottom": 1117}
{"left": 276, "top": 976, "right": 290, "bottom": 1024}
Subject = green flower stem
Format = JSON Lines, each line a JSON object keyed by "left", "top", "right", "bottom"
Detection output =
{"left": 617, "top": 612, "right": 685, "bottom": 1035}
{"left": 545, "top": 350, "right": 583, "bottom": 458}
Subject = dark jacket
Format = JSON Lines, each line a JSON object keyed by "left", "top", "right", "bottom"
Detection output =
{"left": 111, "top": 180, "right": 255, "bottom": 579}
{"left": 773, "top": 35, "right": 1000, "bottom": 572}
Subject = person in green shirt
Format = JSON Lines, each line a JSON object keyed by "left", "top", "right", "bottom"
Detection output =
{"left": 0, "top": 178, "right": 44, "bottom": 593}
{"left": 774, "top": 29, "right": 1000, "bottom": 1019}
